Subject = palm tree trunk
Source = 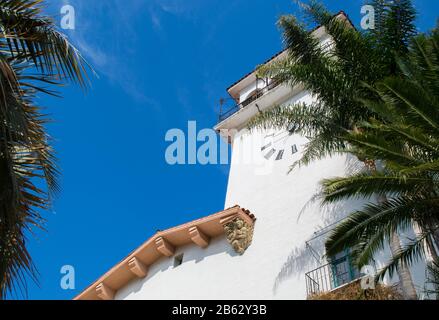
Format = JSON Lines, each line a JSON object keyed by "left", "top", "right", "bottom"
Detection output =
{"left": 428, "top": 241, "right": 439, "bottom": 261}
{"left": 365, "top": 159, "right": 418, "bottom": 299}
{"left": 431, "top": 227, "right": 439, "bottom": 255}
{"left": 390, "top": 232, "right": 418, "bottom": 299}
{"left": 377, "top": 194, "right": 418, "bottom": 300}
{"left": 415, "top": 221, "right": 439, "bottom": 262}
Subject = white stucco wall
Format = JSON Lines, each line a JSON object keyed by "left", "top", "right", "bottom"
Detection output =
{"left": 222, "top": 89, "right": 427, "bottom": 298}
{"left": 115, "top": 85, "right": 427, "bottom": 300}
{"left": 116, "top": 237, "right": 272, "bottom": 300}
{"left": 222, "top": 90, "right": 369, "bottom": 299}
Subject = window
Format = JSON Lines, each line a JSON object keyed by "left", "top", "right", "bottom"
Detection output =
{"left": 328, "top": 250, "right": 360, "bottom": 288}
{"left": 174, "top": 254, "right": 184, "bottom": 268}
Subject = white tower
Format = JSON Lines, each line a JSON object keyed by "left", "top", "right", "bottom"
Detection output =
{"left": 214, "top": 27, "right": 363, "bottom": 299}
{"left": 214, "top": 23, "right": 427, "bottom": 298}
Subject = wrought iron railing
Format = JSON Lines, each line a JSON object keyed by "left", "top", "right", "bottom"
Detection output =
{"left": 218, "top": 80, "right": 281, "bottom": 122}
{"left": 305, "top": 256, "right": 361, "bottom": 297}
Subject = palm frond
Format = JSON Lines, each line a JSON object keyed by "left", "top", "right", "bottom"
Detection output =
{"left": 0, "top": 0, "right": 90, "bottom": 299}
{"left": 0, "top": 0, "right": 91, "bottom": 87}
{"left": 322, "top": 173, "right": 433, "bottom": 204}
{"left": 325, "top": 196, "right": 438, "bottom": 258}
{"left": 376, "top": 231, "right": 429, "bottom": 281}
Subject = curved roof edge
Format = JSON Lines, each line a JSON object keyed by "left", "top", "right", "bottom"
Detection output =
{"left": 74, "top": 205, "right": 256, "bottom": 300}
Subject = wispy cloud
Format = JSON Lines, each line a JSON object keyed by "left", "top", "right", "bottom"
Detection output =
{"left": 56, "top": 0, "right": 220, "bottom": 110}
{"left": 58, "top": 0, "right": 160, "bottom": 105}
{"left": 73, "top": 38, "right": 108, "bottom": 69}
{"left": 155, "top": 0, "right": 205, "bottom": 19}
{"left": 149, "top": 8, "right": 163, "bottom": 32}
{"left": 145, "top": 0, "right": 210, "bottom": 38}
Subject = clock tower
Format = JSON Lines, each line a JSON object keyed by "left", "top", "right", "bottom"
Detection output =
{"left": 214, "top": 19, "right": 427, "bottom": 298}
{"left": 214, "top": 25, "right": 365, "bottom": 299}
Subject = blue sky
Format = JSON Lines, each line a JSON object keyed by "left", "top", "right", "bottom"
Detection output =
{"left": 22, "top": 0, "right": 439, "bottom": 300}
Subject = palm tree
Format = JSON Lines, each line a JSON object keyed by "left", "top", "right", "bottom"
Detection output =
{"left": 426, "top": 260, "right": 439, "bottom": 299}
{"left": 0, "top": 0, "right": 89, "bottom": 298}
{"left": 248, "top": 0, "right": 418, "bottom": 298}
{"left": 322, "top": 27, "right": 439, "bottom": 286}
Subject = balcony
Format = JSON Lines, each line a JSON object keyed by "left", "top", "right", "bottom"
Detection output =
{"left": 305, "top": 255, "right": 361, "bottom": 298}
{"left": 218, "top": 79, "right": 281, "bottom": 123}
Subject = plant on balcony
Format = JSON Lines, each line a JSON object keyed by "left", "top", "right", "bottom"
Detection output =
{"left": 248, "top": 0, "right": 419, "bottom": 298}
{"left": 309, "top": 280, "right": 403, "bottom": 300}
{"left": 0, "top": 0, "right": 89, "bottom": 298}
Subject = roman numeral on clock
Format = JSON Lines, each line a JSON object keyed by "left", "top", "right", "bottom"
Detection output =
{"left": 291, "top": 144, "right": 298, "bottom": 154}
{"left": 276, "top": 149, "right": 284, "bottom": 161}
{"left": 264, "top": 148, "right": 276, "bottom": 160}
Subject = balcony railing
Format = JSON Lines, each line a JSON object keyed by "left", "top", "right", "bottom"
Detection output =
{"left": 218, "top": 80, "right": 281, "bottom": 123}
{"left": 305, "top": 256, "right": 361, "bottom": 297}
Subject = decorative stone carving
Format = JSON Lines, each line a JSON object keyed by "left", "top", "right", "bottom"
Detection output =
{"left": 223, "top": 218, "right": 254, "bottom": 254}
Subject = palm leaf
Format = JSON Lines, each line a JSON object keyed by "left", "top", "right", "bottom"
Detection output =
{"left": 0, "top": 0, "right": 90, "bottom": 299}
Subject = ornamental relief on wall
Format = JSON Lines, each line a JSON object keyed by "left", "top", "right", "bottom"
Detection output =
{"left": 223, "top": 217, "right": 254, "bottom": 255}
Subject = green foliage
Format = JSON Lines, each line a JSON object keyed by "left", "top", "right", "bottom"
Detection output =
{"left": 323, "top": 28, "right": 439, "bottom": 278}
{"left": 249, "top": 0, "right": 416, "bottom": 169}
{"left": 247, "top": 0, "right": 435, "bottom": 282}
{"left": 371, "top": 0, "right": 417, "bottom": 72}
{"left": 0, "top": 0, "right": 90, "bottom": 298}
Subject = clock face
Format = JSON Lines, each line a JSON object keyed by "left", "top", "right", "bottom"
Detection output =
{"left": 260, "top": 125, "right": 299, "bottom": 161}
